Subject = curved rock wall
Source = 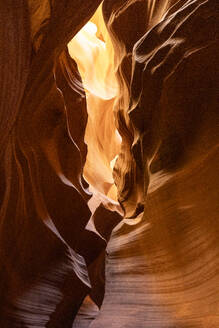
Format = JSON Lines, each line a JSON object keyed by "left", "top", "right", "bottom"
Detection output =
{"left": 0, "top": 0, "right": 218, "bottom": 327}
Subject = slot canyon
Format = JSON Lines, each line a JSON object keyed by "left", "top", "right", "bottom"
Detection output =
{"left": 0, "top": 0, "right": 218, "bottom": 327}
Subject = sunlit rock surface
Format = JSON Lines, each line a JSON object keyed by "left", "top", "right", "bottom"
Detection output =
{"left": 0, "top": 0, "right": 218, "bottom": 327}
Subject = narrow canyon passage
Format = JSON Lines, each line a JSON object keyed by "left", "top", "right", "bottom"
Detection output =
{"left": 68, "top": 6, "right": 121, "bottom": 205}
{"left": 0, "top": 1, "right": 218, "bottom": 327}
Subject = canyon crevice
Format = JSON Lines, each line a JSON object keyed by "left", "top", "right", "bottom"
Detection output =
{"left": 0, "top": 1, "right": 218, "bottom": 327}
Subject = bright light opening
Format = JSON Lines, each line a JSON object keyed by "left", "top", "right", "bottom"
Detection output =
{"left": 68, "top": 4, "right": 121, "bottom": 205}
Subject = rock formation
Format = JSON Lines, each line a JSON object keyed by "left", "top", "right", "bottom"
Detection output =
{"left": 0, "top": 0, "right": 218, "bottom": 327}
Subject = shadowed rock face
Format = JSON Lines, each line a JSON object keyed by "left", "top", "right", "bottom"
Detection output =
{"left": 0, "top": 0, "right": 218, "bottom": 327}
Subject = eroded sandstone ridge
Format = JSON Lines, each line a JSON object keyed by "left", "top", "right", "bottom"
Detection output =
{"left": 0, "top": 1, "right": 218, "bottom": 327}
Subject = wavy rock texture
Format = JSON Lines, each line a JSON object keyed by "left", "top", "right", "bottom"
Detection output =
{"left": 0, "top": 0, "right": 219, "bottom": 327}
{"left": 0, "top": 0, "right": 119, "bottom": 326}
{"left": 87, "top": 0, "right": 219, "bottom": 327}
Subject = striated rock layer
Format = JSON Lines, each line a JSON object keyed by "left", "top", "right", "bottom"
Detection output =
{"left": 88, "top": 0, "right": 219, "bottom": 327}
{"left": 0, "top": 0, "right": 218, "bottom": 327}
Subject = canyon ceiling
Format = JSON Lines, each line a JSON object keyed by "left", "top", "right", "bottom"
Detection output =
{"left": 0, "top": 0, "right": 218, "bottom": 327}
